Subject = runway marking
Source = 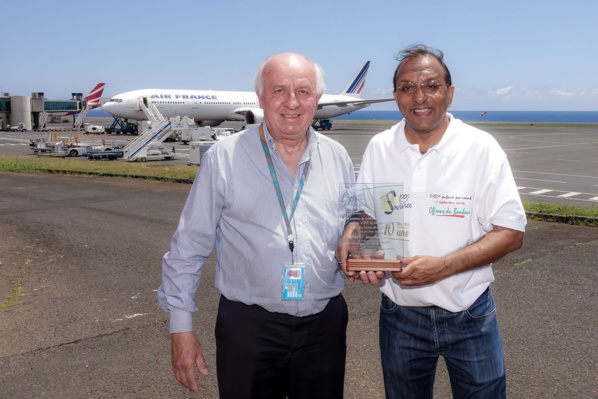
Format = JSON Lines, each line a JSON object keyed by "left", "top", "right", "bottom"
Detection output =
{"left": 507, "top": 141, "right": 598, "bottom": 152}
{"left": 513, "top": 170, "right": 598, "bottom": 180}
{"left": 517, "top": 178, "right": 565, "bottom": 183}
{"left": 518, "top": 187, "right": 598, "bottom": 203}
{"left": 558, "top": 192, "right": 581, "bottom": 198}
{"left": 529, "top": 189, "right": 553, "bottom": 195}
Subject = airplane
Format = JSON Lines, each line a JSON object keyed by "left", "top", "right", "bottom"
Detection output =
{"left": 101, "top": 61, "right": 393, "bottom": 127}
{"left": 81, "top": 82, "right": 105, "bottom": 110}
{"left": 68, "top": 82, "right": 105, "bottom": 114}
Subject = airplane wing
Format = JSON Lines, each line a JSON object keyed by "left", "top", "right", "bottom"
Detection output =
{"left": 317, "top": 97, "right": 395, "bottom": 109}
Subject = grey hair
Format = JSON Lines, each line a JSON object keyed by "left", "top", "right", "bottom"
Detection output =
{"left": 254, "top": 53, "right": 326, "bottom": 96}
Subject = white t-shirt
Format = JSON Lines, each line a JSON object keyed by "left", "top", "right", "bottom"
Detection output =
{"left": 357, "top": 115, "right": 527, "bottom": 312}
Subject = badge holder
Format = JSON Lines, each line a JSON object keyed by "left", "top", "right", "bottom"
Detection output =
{"left": 282, "top": 263, "right": 305, "bottom": 300}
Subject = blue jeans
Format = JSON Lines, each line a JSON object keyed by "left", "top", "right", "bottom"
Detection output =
{"left": 379, "top": 288, "right": 506, "bottom": 399}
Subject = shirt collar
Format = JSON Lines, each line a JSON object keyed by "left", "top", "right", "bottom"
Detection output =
{"left": 395, "top": 112, "right": 456, "bottom": 157}
{"left": 261, "top": 123, "right": 318, "bottom": 162}
{"left": 432, "top": 112, "right": 457, "bottom": 157}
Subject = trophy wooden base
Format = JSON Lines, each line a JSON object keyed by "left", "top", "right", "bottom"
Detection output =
{"left": 347, "top": 259, "right": 403, "bottom": 272}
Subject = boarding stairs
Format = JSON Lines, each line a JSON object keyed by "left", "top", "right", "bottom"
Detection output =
{"left": 74, "top": 104, "right": 90, "bottom": 129}
{"left": 121, "top": 97, "right": 174, "bottom": 161}
{"left": 39, "top": 112, "right": 49, "bottom": 128}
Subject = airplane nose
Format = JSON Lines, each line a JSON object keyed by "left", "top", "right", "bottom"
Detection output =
{"left": 101, "top": 101, "right": 118, "bottom": 116}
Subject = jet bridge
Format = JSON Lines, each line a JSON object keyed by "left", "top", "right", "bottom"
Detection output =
{"left": 121, "top": 97, "right": 175, "bottom": 161}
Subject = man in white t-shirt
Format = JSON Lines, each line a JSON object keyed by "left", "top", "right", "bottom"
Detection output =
{"left": 336, "top": 44, "right": 526, "bottom": 399}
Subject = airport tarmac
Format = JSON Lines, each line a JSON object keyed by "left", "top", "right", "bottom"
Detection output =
{"left": 0, "top": 119, "right": 597, "bottom": 398}
{"left": 1, "top": 118, "right": 598, "bottom": 207}
{"left": 0, "top": 172, "right": 596, "bottom": 398}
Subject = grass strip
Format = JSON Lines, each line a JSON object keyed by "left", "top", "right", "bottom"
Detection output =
{"left": 0, "top": 280, "right": 22, "bottom": 311}
{"left": 0, "top": 156, "right": 198, "bottom": 181}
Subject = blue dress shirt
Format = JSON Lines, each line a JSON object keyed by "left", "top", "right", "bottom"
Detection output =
{"left": 158, "top": 123, "right": 355, "bottom": 332}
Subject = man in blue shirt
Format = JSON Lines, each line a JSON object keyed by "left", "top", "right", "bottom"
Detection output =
{"left": 158, "top": 52, "right": 355, "bottom": 398}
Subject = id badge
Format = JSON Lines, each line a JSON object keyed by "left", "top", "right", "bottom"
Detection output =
{"left": 282, "top": 263, "right": 304, "bottom": 300}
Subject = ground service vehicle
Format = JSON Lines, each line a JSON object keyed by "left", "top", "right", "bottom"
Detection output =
{"left": 9, "top": 123, "right": 26, "bottom": 132}
{"left": 85, "top": 151, "right": 124, "bottom": 160}
{"left": 84, "top": 125, "right": 106, "bottom": 134}
{"left": 312, "top": 119, "right": 332, "bottom": 130}
{"left": 180, "top": 126, "right": 213, "bottom": 145}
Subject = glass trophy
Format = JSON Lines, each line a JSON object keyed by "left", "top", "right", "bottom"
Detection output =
{"left": 338, "top": 183, "right": 406, "bottom": 271}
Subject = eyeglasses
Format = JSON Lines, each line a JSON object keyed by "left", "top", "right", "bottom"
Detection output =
{"left": 395, "top": 80, "right": 450, "bottom": 95}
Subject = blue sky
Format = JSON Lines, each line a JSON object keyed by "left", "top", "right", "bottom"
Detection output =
{"left": 2, "top": 0, "right": 597, "bottom": 111}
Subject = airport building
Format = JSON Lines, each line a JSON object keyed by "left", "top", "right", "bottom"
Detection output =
{"left": 0, "top": 93, "right": 83, "bottom": 130}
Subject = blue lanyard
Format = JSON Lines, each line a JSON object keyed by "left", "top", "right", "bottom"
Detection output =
{"left": 259, "top": 125, "right": 310, "bottom": 261}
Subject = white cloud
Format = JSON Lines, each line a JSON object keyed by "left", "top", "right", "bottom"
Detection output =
{"left": 364, "top": 87, "right": 394, "bottom": 98}
{"left": 550, "top": 89, "right": 575, "bottom": 97}
{"left": 490, "top": 86, "right": 514, "bottom": 97}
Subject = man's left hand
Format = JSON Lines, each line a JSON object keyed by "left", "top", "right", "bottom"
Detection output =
{"left": 391, "top": 255, "right": 448, "bottom": 286}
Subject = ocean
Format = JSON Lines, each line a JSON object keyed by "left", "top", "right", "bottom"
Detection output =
{"left": 334, "top": 110, "right": 598, "bottom": 123}
{"left": 87, "top": 109, "right": 598, "bottom": 123}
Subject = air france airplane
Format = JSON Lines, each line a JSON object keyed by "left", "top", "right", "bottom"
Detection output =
{"left": 101, "top": 61, "right": 393, "bottom": 127}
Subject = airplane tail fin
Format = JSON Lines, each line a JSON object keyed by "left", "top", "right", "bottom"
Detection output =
{"left": 340, "top": 61, "right": 370, "bottom": 97}
{"left": 84, "top": 82, "right": 106, "bottom": 106}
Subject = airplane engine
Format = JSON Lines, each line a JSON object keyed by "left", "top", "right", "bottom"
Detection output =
{"left": 195, "top": 120, "right": 223, "bottom": 127}
{"left": 245, "top": 109, "right": 264, "bottom": 125}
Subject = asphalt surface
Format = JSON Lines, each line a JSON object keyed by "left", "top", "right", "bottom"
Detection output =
{"left": 0, "top": 171, "right": 596, "bottom": 399}
{"left": 0, "top": 121, "right": 597, "bottom": 398}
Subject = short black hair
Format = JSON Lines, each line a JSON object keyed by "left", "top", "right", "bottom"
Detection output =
{"left": 392, "top": 44, "right": 452, "bottom": 89}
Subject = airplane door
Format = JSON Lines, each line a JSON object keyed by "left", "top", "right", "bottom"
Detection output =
{"left": 192, "top": 101, "right": 198, "bottom": 109}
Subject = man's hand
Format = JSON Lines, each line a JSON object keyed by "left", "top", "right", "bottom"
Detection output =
{"left": 336, "top": 222, "right": 361, "bottom": 282}
{"left": 391, "top": 226, "right": 525, "bottom": 286}
{"left": 352, "top": 249, "right": 388, "bottom": 288}
{"left": 171, "top": 331, "right": 209, "bottom": 394}
{"left": 336, "top": 222, "right": 387, "bottom": 287}
{"left": 391, "top": 255, "right": 447, "bottom": 286}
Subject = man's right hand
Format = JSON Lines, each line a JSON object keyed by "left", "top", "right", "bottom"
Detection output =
{"left": 171, "top": 331, "right": 209, "bottom": 394}
{"left": 336, "top": 222, "right": 387, "bottom": 287}
{"left": 336, "top": 222, "right": 362, "bottom": 282}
